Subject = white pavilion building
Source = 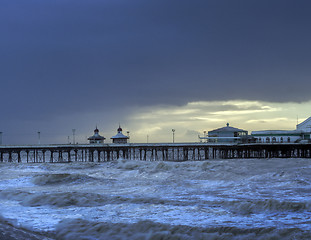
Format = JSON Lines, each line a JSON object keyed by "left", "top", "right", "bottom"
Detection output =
{"left": 251, "top": 117, "right": 311, "bottom": 143}
{"left": 111, "top": 125, "right": 129, "bottom": 144}
{"left": 88, "top": 127, "right": 106, "bottom": 144}
{"left": 199, "top": 123, "right": 248, "bottom": 143}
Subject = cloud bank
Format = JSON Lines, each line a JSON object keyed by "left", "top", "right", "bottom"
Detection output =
{"left": 1, "top": 0, "right": 311, "bottom": 144}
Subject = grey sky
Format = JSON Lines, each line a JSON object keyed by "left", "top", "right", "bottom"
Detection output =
{"left": 1, "top": 0, "right": 311, "bottom": 144}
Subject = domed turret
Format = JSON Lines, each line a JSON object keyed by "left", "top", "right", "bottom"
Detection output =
{"left": 94, "top": 127, "right": 99, "bottom": 134}
{"left": 117, "top": 125, "right": 122, "bottom": 133}
{"left": 88, "top": 127, "right": 105, "bottom": 144}
{"left": 111, "top": 124, "right": 129, "bottom": 144}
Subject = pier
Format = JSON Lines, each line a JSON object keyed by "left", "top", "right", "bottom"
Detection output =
{"left": 1, "top": 143, "right": 311, "bottom": 163}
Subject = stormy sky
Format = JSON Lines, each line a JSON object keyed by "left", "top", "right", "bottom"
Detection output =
{"left": 1, "top": 0, "right": 311, "bottom": 144}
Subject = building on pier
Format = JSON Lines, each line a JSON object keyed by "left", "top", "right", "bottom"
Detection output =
{"left": 199, "top": 123, "right": 248, "bottom": 143}
{"left": 111, "top": 125, "right": 129, "bottom": 144}
{"left": 251, "top": 130, "right": 303, "bottom": 143}
{"left": 88, "top": 127, "right": 106, "bottom": 144}
{"left": 297, "top": 117, "right": 311, "bottom": 132}
{"left": 251, "top": 116, "right": 311, "bottom": 143}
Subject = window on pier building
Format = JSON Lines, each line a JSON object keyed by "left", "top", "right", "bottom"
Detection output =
{"left": 266, "top": 137, "right": 270, "bottom": 143}
{"left": 287, "top": 137, "right": 291, "bottom": 143}
{"left": 280, "top": 137, "right": 283, "bottom": 143}
{"left": 272, "top": 137, "right": 276, "bottom": 143}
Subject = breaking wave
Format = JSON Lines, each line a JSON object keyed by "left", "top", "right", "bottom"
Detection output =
{"left": 55, "top": 218, "right": 311, "bottom": 240}
{"left": 116, "top": 158, "right": 211, "bottom": 172}
{"left": 32, "top": 173, "right": 98, "bottom": 186}
{"left": 0, "top": 213, "right": 54, "bottom": 240}
{"left": 0, "top": 190, "right": 188, "bottom": 208}
{"left": 0, "top": 190, "right": 111, "bottom": 207}
{"left": 224, "top": 199, "right": 311, "bottom": 215}
{"left": 1, "top": 188, "right": 310, "bottom": 217}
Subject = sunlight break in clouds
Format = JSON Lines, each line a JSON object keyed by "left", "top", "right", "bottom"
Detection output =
{"left": 127, "top": 100, "right": 311, "bottom": 143}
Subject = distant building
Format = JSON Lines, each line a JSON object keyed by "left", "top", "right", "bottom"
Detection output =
{"left": 251, "top": 117, "right": 311, "bottom": 143}
{"left": 88, "top": 127, "right": 106, "bottom": 144}
{"left": 111, "top": 125, "right": 129, "bottom": 144}
{"left": 199, "top": 123, "right": 248, "bottom": 143}
{"left": 251, "top": 130, "right": 303, "bottom": 143}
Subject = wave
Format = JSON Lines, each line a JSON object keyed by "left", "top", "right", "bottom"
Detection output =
{"left": 54, "top": 218, "right": 311, "bottom": 240}
{"left": 224, "top": 199, "right": 311, "bottom": 215}
{"left": 0, "top": 190, "right": 192, "bottom": 208}
{"left": 0, "top": 213, "right": 54, "bottom": 240}
{"left": 1, "top": 187, "right": 310, "bottom": 216}
{"left": 115, "top": 159, "right": 211, "bottom": 172}
{"left": 0, "top": 190, "right": 108, "bottom": 207}
{"left": 32, "top": 173, "right": 98, "bottom": 186}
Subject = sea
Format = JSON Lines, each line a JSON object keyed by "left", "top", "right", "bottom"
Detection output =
{"left": 1, "top": 158, "right": 311, "bottom": 239}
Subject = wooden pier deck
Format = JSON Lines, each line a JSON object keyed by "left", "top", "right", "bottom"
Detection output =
{"left": 1, "top": 143, "right": 311, "bottom": 163}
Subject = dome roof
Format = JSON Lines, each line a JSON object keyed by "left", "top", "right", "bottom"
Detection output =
{"left": 88, "top": 127, "right": 105, "bottom": 140}
{"left": 111, "top": 124, "right": 129, "bottom": 140}
{"left": 111, "top": 132, "right": 129, "bottom": 139}
{"left": 208, "top": 123, "right": 247, "bottom": 134}
{"left": 117, "top": 125, "right": 122, "bottom": 132}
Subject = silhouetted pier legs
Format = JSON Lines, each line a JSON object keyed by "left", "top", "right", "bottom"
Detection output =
{"left": 1, "top": 143, "right": 311, "bottom": 163}
{"left": 8, "top": 152, "right": 12, "bottom": 162}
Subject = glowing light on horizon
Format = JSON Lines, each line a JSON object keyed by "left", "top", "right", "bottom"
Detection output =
{"left": 126, "top": 100, "right": 311, "bottom": 142}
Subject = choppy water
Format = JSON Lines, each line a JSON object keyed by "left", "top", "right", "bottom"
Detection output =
{"left": 1, "top": 158, "right": 311, "bottom": 239}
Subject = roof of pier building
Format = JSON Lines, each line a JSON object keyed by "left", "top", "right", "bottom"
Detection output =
{"left": 250, "top": 116, "right": 311, "bottom": 138}
{"left": 297, "top": 117, "right": 311, "bottom": 132}
{"left": 208, "top": 123, "right": 248, "bottom": 136}
{"left": 88, "top": 127, "right": 106, "bottom": 141}
{"left": 251, "top": 130, "right": 303, "bottom": 137}
{"left": 111, "top": 125, "right": 129, "bottom": 143}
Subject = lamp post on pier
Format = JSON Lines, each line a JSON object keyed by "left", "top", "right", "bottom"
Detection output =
{"left": 72, "top": 129, "right": 76, "bottom": 144}
{"left": 172, "top": 129, "right": 175, "bottom": 143}
{"left": 37, "top": 131, "right": 41, "bottom": 145}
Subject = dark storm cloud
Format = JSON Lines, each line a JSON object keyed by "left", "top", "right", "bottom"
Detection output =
{"left": 1, "top": 0, "right": 311, "bottom": 142}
